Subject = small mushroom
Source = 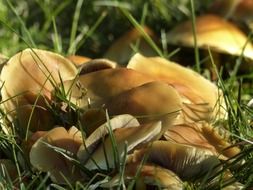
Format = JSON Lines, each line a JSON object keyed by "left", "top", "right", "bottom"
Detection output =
{"left": 104, "top": 26, "right": 157, "bottom": 64}
{"left": 101, "top": 164, "right": 183, "bottom": 190}
{"left": 77, "top": 114, "right": 140, "bottom": 163}
{"left": 30, "top": 126, "right": 84, "bottom": 184}
{"left": 84, "top": 121, "right": 161, "bottom": 170}
{"left": 128, "top": 140, "right": 221, "bottom": 180}
{"left": 105, "top": 81, "right": 182, "bottom": 134}
{"left": 127, "top": 53, "right": 224, "bottom": 122}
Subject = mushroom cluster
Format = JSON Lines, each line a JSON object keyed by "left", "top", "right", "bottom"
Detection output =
{"left": 0, "top": 48, "right": 242, "bottom": 189}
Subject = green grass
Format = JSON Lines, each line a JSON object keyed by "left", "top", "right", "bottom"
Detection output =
{"left": 0, "top": 0, "right": 253, "bottom": 189}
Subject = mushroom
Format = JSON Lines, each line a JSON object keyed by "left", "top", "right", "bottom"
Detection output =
{"left": 77, "top": 59, "right": 118, "bottom": 75}
{"left": 67, "top": 55, "right": 91, "bottom": 66}
{"left": 79, "top": 108, "right": 107, "bottom": 136}
{"left": 104, "top": 81, "right": 182, "bottom": 133}
{"left": 59, "top": 68, "right": 155, "bottom": 108}
{"left": 167, "top": 14, "right": 253, "bottom": 68}
{"left": 77, "top": 114, "right": 140, "bottom": 163}
{"left": 127, "top": 53, "right": 224, "bottom": 122}
{"left": 83, "top": 121, "right": 161, "bottom": 170}
{"left": 128, "top": 140, "right": 221, "bottom": 180}
{"left": 29, "top": 126, "right": 84, "bottom": 184}
{"left": 163, "top": 122, "right": 240, "bottom": 158}
{"left": 0, "top": 48, "right": 77, "bottom": 132}
{"left": 104, "top": 26, "right": 157, "bottom": 64}
{"left": 101, "top": 164, "right": 183, "bottom": 190}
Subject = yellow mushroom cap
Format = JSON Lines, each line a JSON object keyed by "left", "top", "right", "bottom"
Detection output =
{"left": 167, "top": 14, "right": 253, "bottom": 59}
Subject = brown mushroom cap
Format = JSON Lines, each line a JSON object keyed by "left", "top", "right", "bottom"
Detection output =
{"left": 30, "top": 126, "right": 83, "bottom": 184}
{"left": 78, "top": 59, "right": 118, "bottom": 75}
{"left": 105, "top": 81, "right": 182, "bottom": 133}
{"left": 101, "top": 164, "right": 183, "bottom": 190}
{"left": 167, "top": 14, "right": 253, "bottom": 59}
{"left": 84, "top": 121, "right": 161, "bottom": 170}
{"left": 60, "top": 68, "right": 155, "bottom": 108}
{"left": 128, "top": 140, "right": 220, "bottom": 180}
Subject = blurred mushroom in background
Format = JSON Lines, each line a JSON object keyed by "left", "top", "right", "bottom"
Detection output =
{"left": 167, "top": 14, "right": 253, "bottom": 77}
{"left": 104, "top": 26, "right": 158, "bottom": 65}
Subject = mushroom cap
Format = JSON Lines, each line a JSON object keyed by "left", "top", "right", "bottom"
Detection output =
{"left": 101, "top": 164, "right": 183, "bottom": 190}
{"left": 167, "top": 14, "right": 253, "bottom": 59}
{"left": 128, "top": 140, "right": 220, "bottom": 180}
{"left": 84, "top": 121, "right": 161, "bottom": 170}
{"left": 1, "top": 48, "right": 77, "bottom": 101}
{"left": 67, "top": 55, "right": 91, "bottom": 66}
{"left": 15, "top": 98, "right": 55, "bottom": 132}
{"left": 104, "top": 26, "right": 157, "bottom": 64}
{"left": 0, "top": 49, "right": 77, "bottom": 131}
{"left": 105, "top": 81, "right": 182, "bottom": 133}
{"left": 164, "top": 122, "right": 240, "bottom": 158}
{"left": 60, "top": 68, "right": 154, "bottom": 108}
{"left": 79, "top": 108, "right": 107, "bottom": 136}
{"left": 78, "top": 59, "right": 118, "bottom": 75}
{"left": 77, "top": 114, "right": 140, "bottom": 163}
{"left": 127, "top": 53, "right": 225, "bottom": 121}
{"left": 30, "top": 126, "right": 83, "bottom": 184}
